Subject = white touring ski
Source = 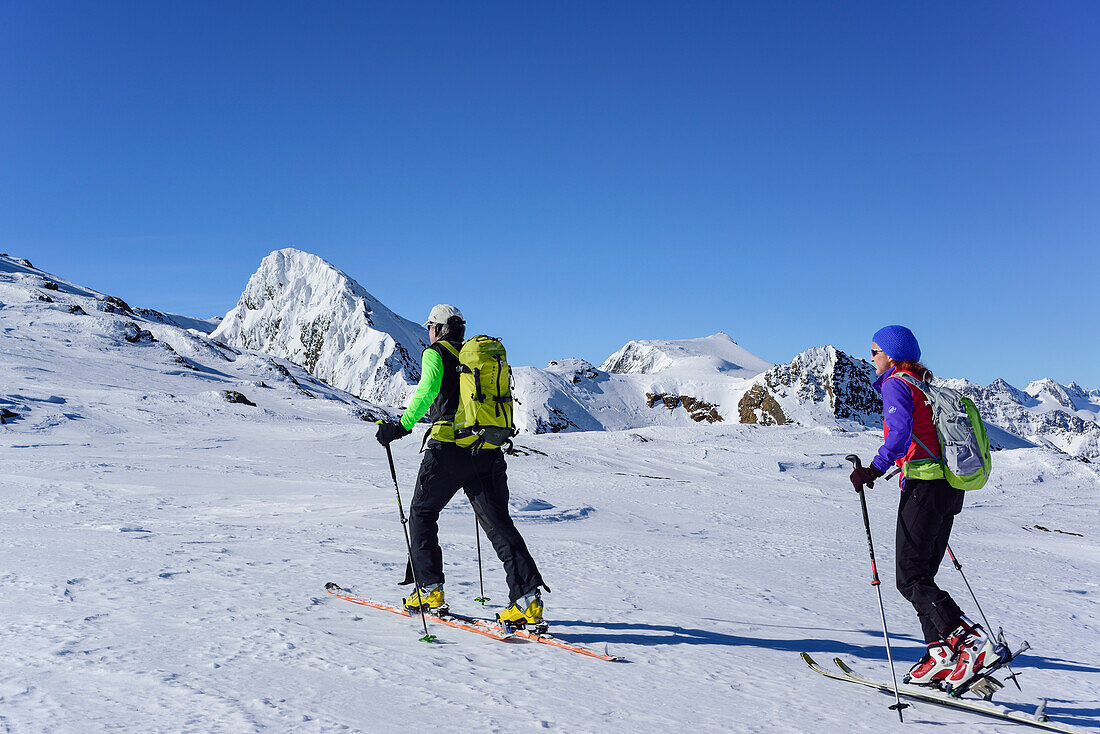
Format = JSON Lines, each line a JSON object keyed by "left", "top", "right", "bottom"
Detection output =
{"left": 801, "top": 653, "right": 1083, "bottom": 732}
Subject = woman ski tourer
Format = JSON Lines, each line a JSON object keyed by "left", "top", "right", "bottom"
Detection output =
{"left": 848, "top": 325, "right": 999, "bottom": 690}
{"left": 375, "top": 304, "right": 548, "bottom": 627}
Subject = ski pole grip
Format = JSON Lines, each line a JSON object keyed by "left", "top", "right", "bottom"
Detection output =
{"left": 845, "top": 454, "right": 862, "bottom": 470}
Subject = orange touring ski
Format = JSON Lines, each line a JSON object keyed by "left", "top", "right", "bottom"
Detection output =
{"left": 324, "top": 583, "right": 623, "bottom": 662}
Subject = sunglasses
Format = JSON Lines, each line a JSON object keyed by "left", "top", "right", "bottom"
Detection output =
{"left": 871, "top": 349, "right": 883, "bottom": 357}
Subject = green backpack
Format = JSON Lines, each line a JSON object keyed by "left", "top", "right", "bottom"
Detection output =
{"left": 453, "top": 335, "right": 517, "bottom": 451}
{"left": 894, "top": 372, "right": 993, "bottom": 490}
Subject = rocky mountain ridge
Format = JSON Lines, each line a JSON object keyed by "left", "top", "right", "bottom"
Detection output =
{"left": 5, "top": 250, "right": 1098, "bottom": 460}
{"left": 208, "top": 250, "right": 1099, "bottom": 459}
{"left": 940, "top": 377, "right": 1100, "bottom": 460}
{"left": 736, "top": 346, "right": 882, "bottom": 428}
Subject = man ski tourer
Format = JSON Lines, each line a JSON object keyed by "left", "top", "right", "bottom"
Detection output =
{"left": 848, "top": 325, "right": 1001, "bottom": 691}
{"left": 375, "top": 304, "right": 548, "bottom": 627}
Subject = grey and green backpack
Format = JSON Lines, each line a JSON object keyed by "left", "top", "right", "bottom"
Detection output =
{"left": 453, "top": 335, "right": 517, "bottom": 451}
{"left": 895, "top": 372, "right": 992, "bottom": 490}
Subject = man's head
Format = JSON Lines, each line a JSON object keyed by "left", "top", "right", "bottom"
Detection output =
{"left": 424, "top": 304, "right": 465, "bottom": 344}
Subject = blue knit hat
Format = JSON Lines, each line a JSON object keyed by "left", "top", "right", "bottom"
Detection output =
{"left": 872, "top": 325, "right": 920, "bottom": 362}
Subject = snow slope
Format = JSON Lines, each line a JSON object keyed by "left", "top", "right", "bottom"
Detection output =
{"left": 2, "top": 254, "right": 1099, "bottom": 733}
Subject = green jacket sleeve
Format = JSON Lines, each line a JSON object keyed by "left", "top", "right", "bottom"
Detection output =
{"left": 400, "top": 347, "right": 443, "bottom": 430}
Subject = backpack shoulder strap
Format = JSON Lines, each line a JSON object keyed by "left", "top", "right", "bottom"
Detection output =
{"left": 891, "top": 370, "right": 931, "bottom": 399}
{"left": 433, "top": 340, "right": 460, "bottom": 359}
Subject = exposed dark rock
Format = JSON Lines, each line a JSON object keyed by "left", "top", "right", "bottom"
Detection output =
{"left": 646, "top": 392, "right": 724, "bottom": 423}
{"left": 1, "top": 408, "right": 21, "bottom": 424}
{"left": 99, "top": 295, "right": 134, "bottom": 315}
{"left": 355, "top": 407, "right": 388, "bottom": 422}
{"left": 162, "top": 343, "right": 198, "bottom": 370}
{"left": 42, "top": 280, "right": 60, "bottom": 291}
{"left": 549, "top": 360, "right": 600, "bottom": 383}
{"left": 68, "top": 305, "right": 86, "bottom": 316}
{"left": 680, "top": 396, "right": 723, "bottom": 423}
{"left": 300, "top": 317, "right": 331, "bottom": 373}
{"left": 121, "top": 322, "right": 155, "bottom": 343}
{"left": 738, "top": 384, "right": 787, "bottom": 425}
{"left": 530, "top": 405, "right": 581, "bottom": 433}
{"left": 222, "top": 391, "right": 256, "bottom": 406}
{"left": 36, "top": 293, "right": 54, "bottom": 303}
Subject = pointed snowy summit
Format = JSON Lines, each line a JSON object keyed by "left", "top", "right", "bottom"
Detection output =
{"left": 211, "top": 248, "right": 428, "bottom": 405}
{"left": 599, "top": 333, "right": 772, "bottom": 378}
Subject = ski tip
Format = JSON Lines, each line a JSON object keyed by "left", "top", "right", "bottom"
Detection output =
{"left": 324, "top": 581, "right": 344, "bottom": 591}
{"left": 833, "top": 657, "right": 855, "bottom": 675}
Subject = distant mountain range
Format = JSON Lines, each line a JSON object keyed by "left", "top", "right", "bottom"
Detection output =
{"left": 4, "top": 249, "right": 1098, "bottom": 460}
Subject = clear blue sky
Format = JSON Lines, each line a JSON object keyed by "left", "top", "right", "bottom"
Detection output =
{"left": 3, "top": 2, "right": 1098, "bottom": 388}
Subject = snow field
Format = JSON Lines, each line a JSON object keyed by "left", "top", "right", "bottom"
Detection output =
{"left": 3, "top": 399, "right": 1097, "bottom": 732}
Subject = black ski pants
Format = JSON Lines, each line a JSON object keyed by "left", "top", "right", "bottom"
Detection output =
{"left": 408, "top": 441, "right": 544, "bottom": 603}
{"left": 896, "top": 477, "right": 966, "bottom": 643}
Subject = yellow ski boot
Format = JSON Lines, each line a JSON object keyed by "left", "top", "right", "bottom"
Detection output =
{"left": 497, "top": 589, "right": 543, "bottom": 629}
{"left": 403, "top": 583, "right": 446, "bottom": 612}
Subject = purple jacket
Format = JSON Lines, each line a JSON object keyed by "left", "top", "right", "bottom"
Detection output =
{"left": 872, "top": 366, "right": 916, "bottom": 473}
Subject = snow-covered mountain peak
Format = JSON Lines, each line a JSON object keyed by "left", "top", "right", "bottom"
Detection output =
{"left": 985, "top": 377, "right": 1037, "bottom": 407}
{"left": 737, "top": 345, "right": 881, "bottom": 427}
{"left": 225, "top": 248, "right": 377, "bottom": 314}
{"left": 1025, "top": 377, "right": 1076, "bottom": 410}
{"left": 210, "top": 249, "right": 429, "bottom": 405}
{"left": 544, "top": 358, "right": 601, "bottom": 382}
{"left": 598, "top": 333, "right": 772, "bottom": 378}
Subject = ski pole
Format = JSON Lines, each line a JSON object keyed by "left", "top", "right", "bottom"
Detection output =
{"left": 380, "top": 436, "right": 436, "bottom": 642}
{"left": 846, "top": 455, "right": 910, "bottom": 722}
{"left": 946, "top": 544, "right": 1020, "bottom": 689}
{"left": 474, "top": 517, "right": 490, "bottom": 605}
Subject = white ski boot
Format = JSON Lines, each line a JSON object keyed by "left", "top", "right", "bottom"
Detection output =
{"left": 904, "top": 642, "right": 956, "bottom": 687}
{"left": 944, "top": 619, "right": 998, "bottom": 693}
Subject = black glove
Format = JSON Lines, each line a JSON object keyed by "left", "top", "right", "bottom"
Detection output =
{"left": 850, "top": 463, "right": 884, "bottom": 491}
{"left": 376, "top": 420, "right": 411, "bottom": 446}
